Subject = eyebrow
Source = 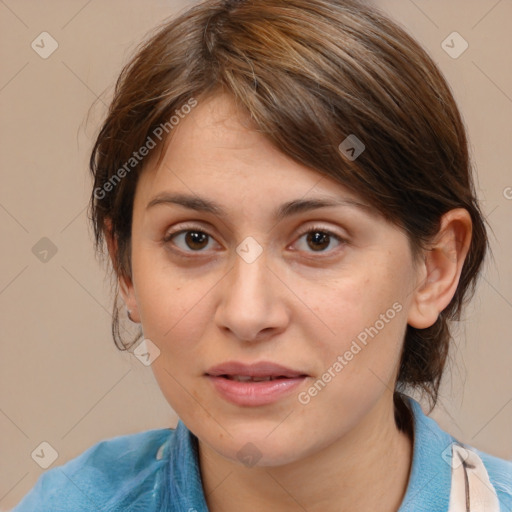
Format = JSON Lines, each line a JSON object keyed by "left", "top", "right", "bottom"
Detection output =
{"left": 146, "top": 192, "right": 374, "bottom": 222}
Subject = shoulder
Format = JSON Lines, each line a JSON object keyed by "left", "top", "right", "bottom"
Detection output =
{"left": 11, "top": 427, "right": 174, "bottom": 512}
{"left": 473, "top": 446, "right": 512, "bottom": 510}
{"left": 400, "top": 395, "right": 512, "bottom": 511}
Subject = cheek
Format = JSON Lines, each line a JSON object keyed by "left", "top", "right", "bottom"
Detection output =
{"left": 132, "top": 251, "right": 215, "bottom": 419}
{"left": 308, "top": 267, "right": 409, "bottom": 383}
{"left": 299, "top": 290, "right": 407, "bottom": 429}
{"left": 306, "top": 269, "right": 398, "bottom": 343}
{"left": 131, "top": 246, "right": 214, "bottom": 353}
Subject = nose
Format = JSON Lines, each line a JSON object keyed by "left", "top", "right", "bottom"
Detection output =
{"left": 214, "top": 247, "right": 289, "bottom": 343}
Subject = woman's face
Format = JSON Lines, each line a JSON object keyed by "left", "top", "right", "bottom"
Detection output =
{"left": 125, "top": 92, "right": 422, "bottom": 466}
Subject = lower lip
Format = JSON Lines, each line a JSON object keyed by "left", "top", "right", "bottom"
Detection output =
{"left": 206, "top": 375, "right": 306, "bottom": 406}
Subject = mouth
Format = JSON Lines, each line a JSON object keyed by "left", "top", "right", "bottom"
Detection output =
{"left": 205, "top": 360, "right": 308, "bottom": 380}
{"left": 205, "top": 361, "right": 309, "bottom": 406}
{"left": 217, "top": 375, "right": 299, "bottom": 382}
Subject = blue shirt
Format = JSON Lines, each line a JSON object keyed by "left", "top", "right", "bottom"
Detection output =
{"left": 11, "top": 396, "right": 512, "bottom": 511}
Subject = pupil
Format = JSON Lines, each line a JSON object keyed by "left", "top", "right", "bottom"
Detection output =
{"left": 186, "top": 231, "right": 208, "bottom": 250}
{"left": 308, "top": 231, "right": 329, "bottom": 251}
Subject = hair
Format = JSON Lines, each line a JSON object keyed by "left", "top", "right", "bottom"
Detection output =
{"left": 88, "top": 0, "right": 489, "bottom": 416}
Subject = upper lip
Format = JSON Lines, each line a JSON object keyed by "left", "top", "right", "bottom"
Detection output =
{"left": 206, "top": 361, "right": 307, "bottom": 378}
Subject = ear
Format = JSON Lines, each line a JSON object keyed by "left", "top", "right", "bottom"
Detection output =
{"left": 104, "top": 218, "right": 141, "bottom": 323}
{"left": 407, "top": 208, "right": 472, "bottom": 329}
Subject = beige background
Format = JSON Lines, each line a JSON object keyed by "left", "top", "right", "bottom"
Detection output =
{"left": 0, "top": 0, "right": 511, "bottom": 509}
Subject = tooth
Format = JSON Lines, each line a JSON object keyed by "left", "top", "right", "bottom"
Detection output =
{"left": 233, "top": 376, "right": 252, "bottom": 382}
{"left": 231, "top": 375, "right": 273, "bottom": 382}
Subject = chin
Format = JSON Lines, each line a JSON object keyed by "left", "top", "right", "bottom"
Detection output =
{"left": 195, "top": 417, "right": 318, "bottom": 468}
{"left": 219, "top": 437, "right": 307, "bottom": 468}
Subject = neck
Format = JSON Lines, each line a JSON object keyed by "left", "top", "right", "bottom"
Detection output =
{"left": 198, "top": 394, "right": 414, "bottom": 512}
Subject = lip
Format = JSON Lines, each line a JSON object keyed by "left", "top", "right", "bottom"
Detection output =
{"left": 206, "top": 361, "right": 306, "bottom": 378}
{"left": 205, "top": 361, "right": 308, "bottom": 407}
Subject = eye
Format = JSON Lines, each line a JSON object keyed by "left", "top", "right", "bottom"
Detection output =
{"left": 293, "top": 226, "right": 346, "bottom": 254}
{"left": 162, "top": 224, "right": 347, "bottom": 256}
{"left": 163, "top": 227, "right": 219, "bottom": 252}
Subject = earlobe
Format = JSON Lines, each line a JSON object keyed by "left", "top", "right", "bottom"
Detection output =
{"left": 407, "top": 208, "right": 472, "bottom": 329}
{"left": 118, "top": 273, "right": 141, "bottom": 323}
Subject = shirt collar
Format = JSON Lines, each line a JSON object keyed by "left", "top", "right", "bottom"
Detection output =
{"left": 164, "top": 418, "right": 210, "bottom": 512}
{"left": 163, "top": 395, "right": 454, "bottom": 511}
{"left": 398, "top": 395, "right": 454, "bottom": 511}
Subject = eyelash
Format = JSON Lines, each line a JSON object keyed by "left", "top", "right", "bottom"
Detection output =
{"left": 162, "top": 224, "right": 347, "bottom": 257}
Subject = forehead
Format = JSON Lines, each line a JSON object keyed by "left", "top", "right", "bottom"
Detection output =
{"left": 134, "top": 93, "right": 374, "bottom": 214}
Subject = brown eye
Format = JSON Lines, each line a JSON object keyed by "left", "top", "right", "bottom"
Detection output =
{"left": 164, "top": 229, "right": 215, "bottom": 252}
{"left": 183, "top": 231, "right": 209, "bottom": 250}
{"left": 306, "top": 231, "right": 331, "bottom": 251}
{"left": 294, "top": 227, "right": 346, "bottom": 254}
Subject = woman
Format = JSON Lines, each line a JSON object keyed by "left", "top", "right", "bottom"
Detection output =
{"left": 12, "top": 0, "right": 511, "bottom": 510}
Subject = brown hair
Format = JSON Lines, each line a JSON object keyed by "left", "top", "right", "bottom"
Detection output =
{"left": 88, "top": 0, "right": 489, "bottom": 412}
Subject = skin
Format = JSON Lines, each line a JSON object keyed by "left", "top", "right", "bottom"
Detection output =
{"left": 108, "top": 92, "right": 472, "bottom": 512}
